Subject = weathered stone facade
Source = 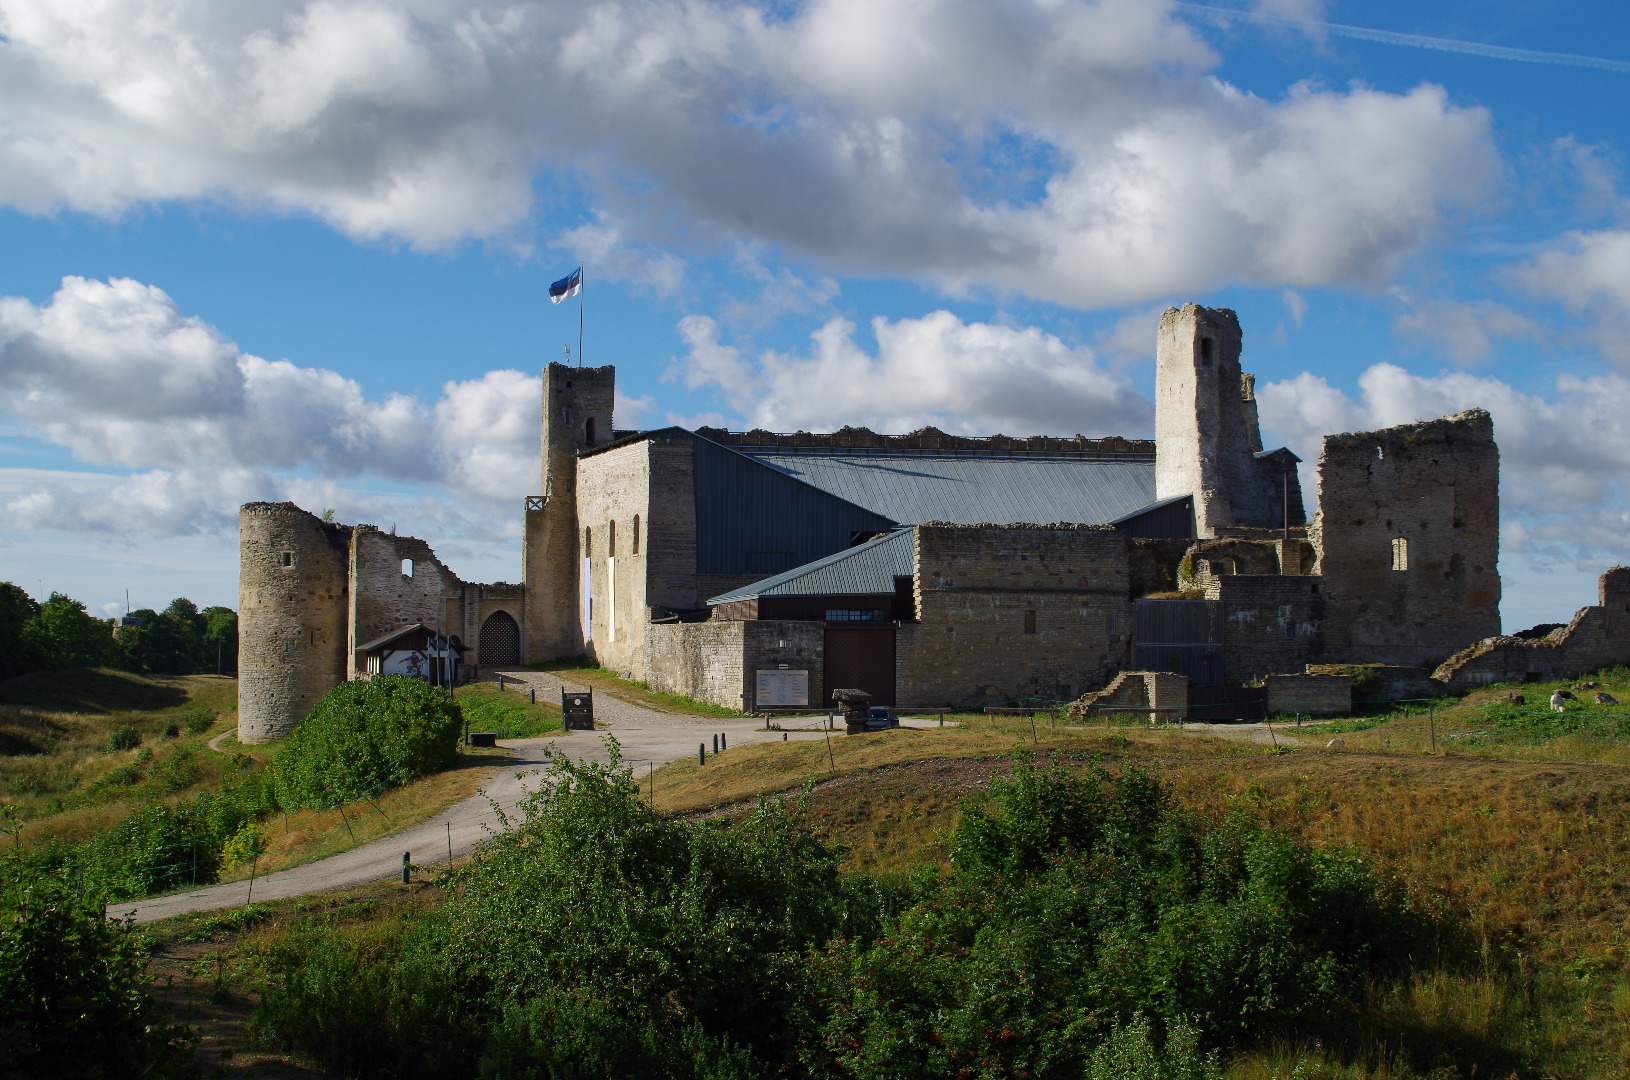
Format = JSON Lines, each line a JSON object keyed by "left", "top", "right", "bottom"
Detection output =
{"left": 896, "top": 525, "right": 1133, "bottom": 708}
{"left": 1313, "top": 410, "right": 1500, "bottom": 668}
{"left": 1068, "top": 670, "right": 1190, "bottom": 721}
{"left": 1205, "top": 574, "right": 1327, "bottom": 684}
{"left": 1434, "top": 568, "right": 1630, "bottom": 689}
{"left": 1262, "top": 673, "right": 1351, "bottom": 716}
{"left": 646, "top": 619, "right": 824, "bottom": 711}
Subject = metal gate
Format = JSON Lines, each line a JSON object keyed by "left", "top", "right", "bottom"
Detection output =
{"left": 1189, "top": 684, "right": 1265, "bottom": 721}
{"left": 478, "top": 611, "right": 520, "bottom": 666}
{"left": 1132, "top": 599, "right": 1224, "bottom": 686}
{"left": 823, "top": 627, "right": 896, "bottom": 707}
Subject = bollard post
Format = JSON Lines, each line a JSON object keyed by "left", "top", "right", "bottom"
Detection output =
{"left": 712, "top": 734, "right": 718, "bottom": 754}
{"left": 447, "top": 822, "right": 453, "bottom": 864}
{"left": 530, "top": 688, "right": 536, "bottom": 704}
{"left": 782, "top": 731, "right": 788, "bottom": 741}
{"left": 498, "top": 675, "right": 504, "bottom": 691}
{"left": 721, "top": 732, "right": 728, "bottom": 751}
{"left": 402, "top": 851, "right": 411, "bottom": 884}
{"left": 699, "top": 744, "right": 705, "bottom": 766}
{"left": 939, "top": 711, "right": 944, "bottom": 727}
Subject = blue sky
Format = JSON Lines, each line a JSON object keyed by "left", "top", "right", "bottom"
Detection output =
{"left": 2, "top": 0, "right": 1628, "bottom": 629}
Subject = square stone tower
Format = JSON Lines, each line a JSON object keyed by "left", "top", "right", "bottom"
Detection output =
{"left": 522, "top": 362, "right": 615, "bottom": 661}
{"left": 1155, "top": 304, "right": 1290, "bottom": 536}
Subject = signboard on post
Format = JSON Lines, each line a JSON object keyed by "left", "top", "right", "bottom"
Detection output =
{"left": 561, "top": 689, "right": 595, "bottom": 730}
{"left": 755, "top": 669, "right": 810, "bottom": 707}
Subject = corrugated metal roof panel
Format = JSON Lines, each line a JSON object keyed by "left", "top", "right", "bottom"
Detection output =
{"left": 708, "top": 529, "right": 913, "bottom": 604}
{"left": 739, "top": 453, "right": 1157, "bottom": 526}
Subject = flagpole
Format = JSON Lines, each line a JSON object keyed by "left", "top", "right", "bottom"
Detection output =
{"left": 578, "top": 263, "right": 585, "bottom": 368}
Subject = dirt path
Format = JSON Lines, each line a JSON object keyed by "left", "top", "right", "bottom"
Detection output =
{"left": 120, "top": 696, "right": 828, "bottom": 924}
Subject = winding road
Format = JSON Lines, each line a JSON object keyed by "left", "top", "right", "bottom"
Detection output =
{"left": 120, "top": 671, "right": 830, "bottom": 924}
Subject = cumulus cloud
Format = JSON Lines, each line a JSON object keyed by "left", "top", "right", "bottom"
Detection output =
{"left": 1258, "top": 362, "right": 1630, "bottom": 569}
{"left": 0, "top": 0, "right": 1496, "bottom": 306}
{"left": 672, "top": 310, "right": 1152, "bottom": 436}
{"left": 1389, "top": 290, "right": 1542, "bottom": 365}
{"left": 0, "top": 276, "right": 543, "bottom": 535}
{"left": 1510, "top": 228, "right": 1630, "bottom": 364}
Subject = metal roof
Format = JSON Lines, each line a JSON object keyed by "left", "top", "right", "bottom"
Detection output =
{"left": 738, "top": 452, "right": 1158, "bottom": 526}
{"left": 709, "top": 529, "right": 913, "bottom": 604}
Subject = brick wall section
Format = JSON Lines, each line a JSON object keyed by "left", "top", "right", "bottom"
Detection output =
{"left": 1434, "top": 567, "right": 1630, "bottom": 689}
{"left": 898, "top": 525, "right": 1133, "bottom": 707}
{"left": 1263, "top": 673, "right": 1350, "bottom": 716}
{"left": 1313, "top": 409, "right": 1500, "bottom": 667}
{"left": 237, "top": 504, "right": 350, "bottom": 744}
{"left": 346, "top": 527, "right": 466, "bottom": 677}
{"left": 646, "top": 620, "right": 823, "bottom": 711}
{"left": 1203, "top": 573, "right": 1327, "bottom": 682}
{"left": 577, "top": 440, "right": 653, "bottom": 678}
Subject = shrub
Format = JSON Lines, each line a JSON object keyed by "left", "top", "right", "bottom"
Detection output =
{"left": 182, "top": 706, "right": 214, "bottom": 735}
{"left": 106, "top": 726, "right": 140, "bottom": 752}
{"left": 274, "top": 675, "right": 462, "bottom": 809}
{"left": 0, "top": 866, "right": 198, "bottom": 1078}
{"left": 162, "top": 722, "right": 180, "bottom": 739}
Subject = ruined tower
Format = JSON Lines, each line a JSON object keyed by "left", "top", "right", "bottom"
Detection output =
{"left": 237, "top": 503, "right": 350, "bottom": 743}
{"left": 522, "top": 362, "right": 615, "bottom": 661}
{"left": 1155, "top": 304, "right": 1301, "bottom": 537}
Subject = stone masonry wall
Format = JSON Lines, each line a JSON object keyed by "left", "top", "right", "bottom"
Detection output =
{"left": 646, "top": 435, "right": 700, "bottom": 613}
{"left": 347, "top": 527, "right": 466, "bottom": 678}
{"left": 1313, "top": 409, "right": 1500, "bottom": 667}
{"left": 898, "top": 525, "right": 1133, "bottom": 708}
{"left": 1068, "top": 671, "right": 1189, "bottom": 721}
{"left": 1434, "top": 568, "right": 1630, "bottom": 689}
{"left": 577, "top": 440, "right": 653, "bottom": 678}
{"left": 523, "top": 362, "right": 615, "bottom": 662}
{"left": 646, "top": 619, "right": 823, "bottom": 712}
{"left": 1263, "top": 673, "right": 1350, "bottom": 716}
{"left": 238, "top": 504, "right": 350, "bottom": 744}
{"left": 1154, "top": 305, "right": 1288, "bottom": 536}
{"left": 1203, "top": 574, "right": 1327, "bottom": 683}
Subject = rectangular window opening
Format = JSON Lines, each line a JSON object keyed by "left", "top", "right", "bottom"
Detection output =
{"left": 1023, "top": 609, "right": 1037, "bottom": 634}
{"left": 402, "top": 558, "right": 414, "bottom": 578}
{"left": 632, "top": 514, "right": 640, "bottom": 555}
{"left": 826, "top": 609, "right": 885, "bottom": 623}
{"left": 280, "top": 551, "right": 294, "bottom": 568}
{"left": 1391, "top": 537, "right": 1409, "bottom": 572}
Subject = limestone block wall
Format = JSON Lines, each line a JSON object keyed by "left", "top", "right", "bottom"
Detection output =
{"left": 1068, "top": 671, "right": 1189, "bottom": 721}
{"left": 1313, "top": 409, "right": 1500, "bottom": 667}
{"left": 1154, "top": 305, "right": 1289, "bottom": 535}
{"left": 646, "top": 435, "right": 700, "bottom": 613}
{"left": 238, "top": 504, "right": 351, "bottom": 744}
{"left": 898, "top": 525, "right": 1133, "bottom": 708}
{"left": 347, "top": 527, "right": 466, "bottom": 678}
{"left": 577, "top": 440, "right": 654, "bottom": 677}
{"left": 1263, "top": 673, "right": 1350, "bottom": 716}
{"left": 1204, "top": 574, "right": 1326, "bottom": 683}
{"left": 1434, "top": 568, "right": 1630, "bottom": 688}
{"left": 646, "top": 620, "right": 822, "bottom": 712}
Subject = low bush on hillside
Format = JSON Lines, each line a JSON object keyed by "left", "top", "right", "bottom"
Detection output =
{"left": 274, "top": 675, "right": 462, "bottom": 809}
{"left": 250, "top": 748, "right": 1455, "bottom": 1079}
{"left": 0, "top": 864, "right": 199, "bottom": 1078}
{"left": 453, "top": 682, "right": 560, "bottom": 739}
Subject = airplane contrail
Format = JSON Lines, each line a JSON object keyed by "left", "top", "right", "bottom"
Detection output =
{"left": 1174, "top": 2, "right": 1630, "bottom": 75}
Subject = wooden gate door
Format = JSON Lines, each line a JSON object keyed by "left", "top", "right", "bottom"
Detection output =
{"left": 822, "top": 627, "right": 896, "bottom": 707}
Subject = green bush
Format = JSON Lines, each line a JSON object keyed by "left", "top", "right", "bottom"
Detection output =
{"left": 162, "top": 722, "right": 180, "bottom": 739}
{"left": 182, "top": 705, "right": 214, "bottom": 735}
{"left": 106, "top": 727, "right": 140, "bottom": 752}
{"left": 0, "top": 866, "right": 198, "bottom": 1078}
{"left": 274, "top": 675, "right": 462, "bottom": 809}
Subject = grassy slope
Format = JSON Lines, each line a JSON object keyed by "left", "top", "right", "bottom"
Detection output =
{"left": 452, "top": 681, "right": 562, "bottom": 737}
{"left": 0, "top": 668, "right": 513, "bottom": 880}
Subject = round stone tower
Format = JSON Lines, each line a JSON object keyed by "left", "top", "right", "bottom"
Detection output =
{"left": 238, "top": 503, "right": 351, "bottom": 743}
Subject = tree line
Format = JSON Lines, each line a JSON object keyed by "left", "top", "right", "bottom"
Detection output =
{"left": 0, "top": 583, "right": 237, "bottom": 680}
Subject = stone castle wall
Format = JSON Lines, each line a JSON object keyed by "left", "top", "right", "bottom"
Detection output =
{"left": 346, "top": 527, "right": 466, "bottom": 677}
{"left": 1314, "top": 409, "right": 1500, "bottom": 667}
{"left": 1068, "top": 670, "right": 1189, "bottom": 721}
{"left": 1204, "top": 574, "right": 1327, "bottom": 683}
{"left": 237, "top": 504, "right": 350, "bottom": 743}
{"left": 897, "top": 524, "right": 1133, "bottom": 707}
{"left": 577, "top": 438, "right": 653, "bottom": 678}
{"left": 646, "top": 620, "right": 824, "bottom": 711}
{"left": 1263, "top": 673, "right": 1350, "bottom": 716}
{"left": 1434, "top": 568, "right": 1630, "bottom": 688}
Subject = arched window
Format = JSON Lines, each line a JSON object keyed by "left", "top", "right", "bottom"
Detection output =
{"left": 632, "top": 514, "right": 640, "bottom": 555}
{"left": 609, "top": 519, "right": 616, "bottom": 557}
{"left": 402, "top": 559, "right": 414, "bottom": 578}
{"left": 583, "top": 526, "right": 592, "bottom": 557}
{"left": 585, "top": 417, "right": 596, "bottom": 446}
{"left": 1391, "top": 537, "right": 1409, "bottom": 571}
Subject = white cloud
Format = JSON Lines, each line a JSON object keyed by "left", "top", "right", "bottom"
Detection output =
{"left": 672, "top": 309, "right": 1152, "bottom": 436}
{"left": 0, "top": 276, "right": 544, "bottom": 537}
{"left": 1510, "top": 228, "right": 1630, "bottom": 364}
{"left": 0, "top": 0, "right": 1497, "bottom": 306}
{"left": 1389, "top": 290, "right": 1542, "bottom": 365}
{"left": 1258, "top": 362, "right": 1630, "bottom": 570}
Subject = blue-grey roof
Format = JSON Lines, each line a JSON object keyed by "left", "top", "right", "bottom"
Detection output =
{"left": 709, "top": 529, "right": 913, "bottom": 605}
{"left": 738, "top": 452, "right": 1157, "bottom": 526}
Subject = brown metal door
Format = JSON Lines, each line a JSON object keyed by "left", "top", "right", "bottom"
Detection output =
{"left": 823, "top": 628, "right": 896, "bottom": 707}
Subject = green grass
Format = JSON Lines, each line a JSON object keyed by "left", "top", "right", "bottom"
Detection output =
{"left": 453, "top": 681, "right": 561, "bottom": 737}
{"left": 0, "top": 666, "right": 191, "bottom": 713}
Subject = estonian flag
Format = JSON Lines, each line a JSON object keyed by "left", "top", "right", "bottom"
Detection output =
{"left": 549, "top": 267, "right": 582, "bottom": 304}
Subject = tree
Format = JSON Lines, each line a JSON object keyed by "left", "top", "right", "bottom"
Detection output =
{"left": 202, "top": 607, "right": 238, "bottom": 676}
{"left": 0, "top": 584, "right": 43, "bottom": 680}
{"left": 25, "top": 593, "right": 114, "bottom": 670}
